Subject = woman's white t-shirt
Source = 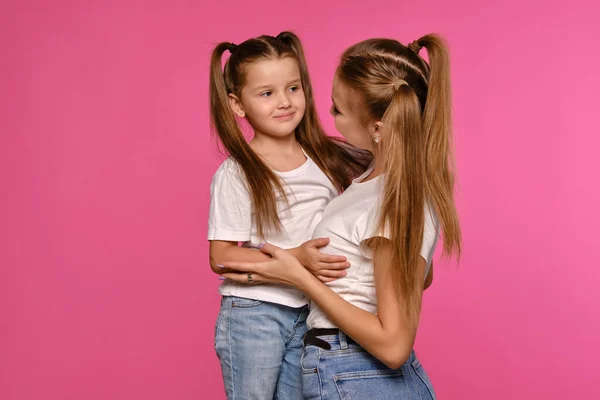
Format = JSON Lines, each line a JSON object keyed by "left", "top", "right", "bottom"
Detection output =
{"left": 307, "top": 163, "right": 440, "bottom": 329}
{"left": 208, "top": 154, "right": 338, "bottom": 308}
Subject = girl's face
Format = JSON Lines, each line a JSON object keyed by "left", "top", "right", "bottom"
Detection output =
{"left": 330, "top": 74, "right": 376, "bottom": 153}
{"left": 229, "top": 57, "right": 306, "bottom": 139}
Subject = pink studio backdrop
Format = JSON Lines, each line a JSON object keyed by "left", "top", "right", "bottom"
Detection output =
{"left": 1, "top": 0, "right": 599, "bottom": 399}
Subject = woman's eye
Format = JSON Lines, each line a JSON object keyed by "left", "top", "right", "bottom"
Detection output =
{"left": 330, "top": 104, "right": 340, "bottom": 115}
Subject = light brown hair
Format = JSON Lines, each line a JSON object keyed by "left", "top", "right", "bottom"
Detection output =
{"left": 338, "top": 35, "right": 461, "bottom": 323}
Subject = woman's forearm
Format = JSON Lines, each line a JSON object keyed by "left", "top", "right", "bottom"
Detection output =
{"left": 294, "top": 269, "right": 412, "bottom": 368}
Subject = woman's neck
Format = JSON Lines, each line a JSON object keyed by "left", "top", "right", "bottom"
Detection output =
{"left": 362, "top": 154, "right": 384, "bottom": 182}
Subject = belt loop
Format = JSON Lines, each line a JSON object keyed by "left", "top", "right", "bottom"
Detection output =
{"left": 303, "top": 329, "right": 332, "bottom": 350}
{"left": 339, "top": 330, "right": 348, "bottom": 349}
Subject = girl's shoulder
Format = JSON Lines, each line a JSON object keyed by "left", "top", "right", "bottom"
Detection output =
{"left": 211, "top": 157, "right": 249, "bottom": 189}
{"left": 213, "top": 157, "right": 244, "bottom": 178}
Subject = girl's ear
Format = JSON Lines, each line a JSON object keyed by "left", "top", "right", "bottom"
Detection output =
{"left": 228, "top": 94, "right": 245, "bottom": 117}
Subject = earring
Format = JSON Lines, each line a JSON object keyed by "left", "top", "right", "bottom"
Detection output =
{"left": 373, "top": 134, "right": 381, "bottom": 144}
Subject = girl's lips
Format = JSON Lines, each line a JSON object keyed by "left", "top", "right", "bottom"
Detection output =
{"left": 274, "top": 111, "right": 296, "bottom": 119}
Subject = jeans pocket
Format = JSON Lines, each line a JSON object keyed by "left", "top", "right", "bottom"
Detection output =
{"left": 334, "top": 369, "right": 407, "bottom": 400}
{"left": 214, "top": 298, "right": 226, "bottom": 351}
{"left": 301, "top": 347, "right": 321, "bottom": 400}
{"left": 301, "top": 346, "right": 319, "bottom": 375}
{"left": 411, "top": 358, "right": 436, "bottom": 399}
{"left": 231, "top": 296, "right": 263, "bottom": 308}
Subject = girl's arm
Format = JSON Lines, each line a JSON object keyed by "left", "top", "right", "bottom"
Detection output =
{"left": 221, "top": 241, "right": 427, "bottom": 368}
{"left": 210, "top": 240, "right": 349, "bottom": 280}
{"left": 209, "top": 240, "right": 271, "bottom": 274}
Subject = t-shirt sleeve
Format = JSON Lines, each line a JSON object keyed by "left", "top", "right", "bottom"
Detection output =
{"left": 420, "top": 204, "right": 439, "bottom": 265}
{"left": 356, "top": 204, "right": 389, "bottom": 259}
{"left": 358, "top": 203, "right": 439, "bottom": 266}
{"left": 207, "top": 163, "right": 252, "bottom": 242}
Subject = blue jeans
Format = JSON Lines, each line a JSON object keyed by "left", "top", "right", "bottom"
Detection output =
{"left": 301, "top": 331, "right": 436, "bottom": 400}
{"left": 214, "top": 296, "right": 308, "bottom": 400}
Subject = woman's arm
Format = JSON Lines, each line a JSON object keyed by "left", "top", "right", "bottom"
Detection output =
{"left": 424, "top": 262, "right": 433, "bottom": 289}
{"left": 221, "top": 242, "right": 427, "bottom": 368}
{"left": 296, "top": 239, "right": 424, "bottom": 368}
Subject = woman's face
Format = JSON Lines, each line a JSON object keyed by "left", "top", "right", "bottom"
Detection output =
{"left": 330, "top": 73, "right": 375, "bottom": 153}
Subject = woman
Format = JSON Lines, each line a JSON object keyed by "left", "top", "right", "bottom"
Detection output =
{"left": 221, "top": 34, "right": 461, "bottom": 399}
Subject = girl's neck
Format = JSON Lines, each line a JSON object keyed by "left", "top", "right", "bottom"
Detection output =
{"left": 250, "top": 130, "right": 299, "bottom": 156}
{"left": 250, "top": 130, "right": 306, "bottom": 172}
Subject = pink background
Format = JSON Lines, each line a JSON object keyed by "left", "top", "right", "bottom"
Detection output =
{"left": 1, "top": 0, "right": 599, "bottom": 399}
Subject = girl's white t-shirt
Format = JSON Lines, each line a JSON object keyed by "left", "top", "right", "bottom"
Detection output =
{"left": 307, "top": 163, "right": 440, "bottom": 329}
{"left": 208, "top": 154, "right": 338, "bottom": 308}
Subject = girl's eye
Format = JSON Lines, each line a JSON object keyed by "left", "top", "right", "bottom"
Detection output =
{"left": 289, "top": 86, "right": 300, "bottom": 93}
{"left": 330, "top": 104, "right": 340, "bottom": 116}
{"left": 260, "top": 91, "right": 273, "bottom": 97}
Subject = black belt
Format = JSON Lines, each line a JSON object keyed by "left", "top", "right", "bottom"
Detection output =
{"left": 303, "top": 328, "right": 355, "bottom": 350}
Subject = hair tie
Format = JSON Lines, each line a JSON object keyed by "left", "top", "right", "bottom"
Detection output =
{"left": 227, "top": 43, "right": 237, "bottom": 53}
{"left": 408, "top": 40, "right": 422, "bottom": 54}
{"left": 394, "top": 79, "right": 409, "bottom": 90}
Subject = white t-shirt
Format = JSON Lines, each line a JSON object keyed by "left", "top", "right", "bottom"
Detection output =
{"left": 307, "top": 163, "right": 440, "bottom": 329}
{"left": 208, "top": 153, "right": 338, "bottom": 308}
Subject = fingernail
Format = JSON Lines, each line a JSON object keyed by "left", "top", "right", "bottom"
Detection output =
{"left": 218, "top": 277, "right": 225, "bottom": 280}
{"left": 216, "top": 264, "right": 224, "bottom": 268}
{"left": 257, "top": 243, "right": 265, "bottom": 249}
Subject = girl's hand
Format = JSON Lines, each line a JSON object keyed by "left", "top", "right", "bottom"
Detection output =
{"left": 220, "top": 243, "right": 311, "bottom": 286}
{"left": 290, "top": 238, "right": 350, "bottom": 283}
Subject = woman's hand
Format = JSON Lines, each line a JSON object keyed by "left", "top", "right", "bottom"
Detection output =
{"left": 220, "top": 243, "right": 312, "bottom": 287}
{"left": 289, "top": 238, "right": 350, "bottom": 282}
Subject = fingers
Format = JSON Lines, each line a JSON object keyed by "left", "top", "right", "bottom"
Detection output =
{"left": 221, "top": 272, "right": 265, "bottom": 284}
{"left": 307, "top": 237, "right": 330, "bottom": 249}
{"left": 316, "top": 269, "right": 348, "bottom": 278}
{"left": 221, "top": 261, "right": 262, "bottom": 273}
{"left": 258, "top": 242, "right": 283, "bottom": 257}
{"left": 317, "top": 276, "right": 338, "bottom": 283}
{"left": 320, "top": 254, "right": 347, "bottom": 263}
{"left": 318, "top": 261, "right": 350, "bottom": 270}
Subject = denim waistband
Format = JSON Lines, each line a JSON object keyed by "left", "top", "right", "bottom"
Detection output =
{"left": 303, "top": 328, "right": 417, "bottom": 364}
{"left": 303, "top": 328, "right": 357, "bottom": 350}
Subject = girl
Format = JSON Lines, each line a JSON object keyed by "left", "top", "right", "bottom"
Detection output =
{"left": 208, "top": 32, "right": 370, "bottom": 399}
{"left": 221, "top": 34, "right": 461, "bottom": 399}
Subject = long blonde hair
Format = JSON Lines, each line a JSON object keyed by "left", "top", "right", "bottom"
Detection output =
{"left": 210, "top": 32, "right": 371, "bottom": 239}
{"left": 338, "top": 35, "right": 461, "bottom": 323}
